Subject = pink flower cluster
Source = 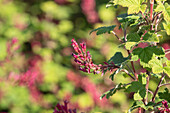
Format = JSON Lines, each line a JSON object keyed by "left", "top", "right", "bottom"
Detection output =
{"left": 71, "top": 38, "right": 100, "bottom": 74}
{"left": 71, "top": 39, "right": 118, "bottom": 75}
{"left": 158, "top": 100, "right": 170, "bottom": 113}
{"left": 54, "top": 101, "right": 76, "bottom": 113}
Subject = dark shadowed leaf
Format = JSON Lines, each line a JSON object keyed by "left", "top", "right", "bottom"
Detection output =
{"left": 158, "top": 88, "right": 170, "bottom": 103}
{"left": 89, "top": 25, "right": 116, "bottom": 35}
{"left": 108, "top": 52, "right": 129, "bottom": 66}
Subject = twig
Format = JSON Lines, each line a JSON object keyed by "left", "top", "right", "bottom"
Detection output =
{"left": 148, "top": 90, "right": 154, "bottom": 96}
{"left": 122, "top": 69, "right": 135, "bottom": 80}
{"left": 159, "top": 83, "right": 170, "bottom": 87}
{"left": 152, "top": 73, "right": 165, "bottom": 102}
{"left": 145, "top": 71, "right": 150, "bottom": 104}
{"left": 123, "top": 28, "right": 138, "bottom": 80}
{"left": 150, "top": 0, "right": 154, "bottom": 30}
{"left": 111, "top": 31, "right": 123, "bottom": 43}
{"left": 165, "top": 50, "right": 170, "bottom": 55}
{"left": 127, "top": 50, "right": 138, "bottom": 80}
{"left": 139, "top": 11, "right": 149, "bottom": 25}
{"left": 150, "top": 0, "right": 154, "bottom": 21}
{"left": 152, "top": 11, "right": 162, "bottom": 23}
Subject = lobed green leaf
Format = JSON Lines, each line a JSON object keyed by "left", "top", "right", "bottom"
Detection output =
{"left": 89, "top": 25, "right": 116, "bottom": 35}
{"left": 158, "top": 88, "right": 170, "bottom": 103}
{"left": 132, "top": 46, "right": 165, "bottom": 64}
{"left": 108, "top": 52, "right": 129, "bottom": 66}
{"left": 113, "top": 0, "right": 147, "bottom": 14}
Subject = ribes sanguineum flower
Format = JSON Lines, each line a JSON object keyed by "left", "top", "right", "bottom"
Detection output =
{"left": 71, "top": 38, "right": 119, "bottom": 75}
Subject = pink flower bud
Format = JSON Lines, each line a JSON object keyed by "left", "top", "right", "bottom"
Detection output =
{"left": 80, "top": 42, "right": 86, "bottom": 53}
{"left": 79, "top": 67, "right": 88, "bottom": 72}
{"left": 74, "top": 59, "right": 82, "bottom": 65}
{"left": 72, "top": 53, "right": 78, "bottom": 59}
{"left": 71, "top": 38, "right": 78, "bottom": 46}
{"left": 104, "top": 62, "right": 109, "bottom": 65}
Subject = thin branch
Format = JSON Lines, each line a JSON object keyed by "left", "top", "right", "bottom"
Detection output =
{"left": 150, "top": 0, "right": 154, "bottom": 30}
{"left": 159, "top": 83, "right": 170, "bottom": 87}
{"left": 155, "top": 17, "right": 162, "bottom": 31}
{"left": 139, "top": 11, "right": 149, "bottom": 25}
{"left": 111, "top": 31, "right": 123, "bottom": 43}
{"left": 152, "top": 73, "right": 166, "bottom": 102}
{"left": 165, "top": 49, "right": 170, "bottom": 52}
{"left": 122, "top": 69, "right": 135, "bottom": 80}
{"left": 148, "top": 90, "right": 154, "bottom": 96}
{"left": 123, "top": 28, "right": 137, "bottom": 80}
{"left": 145, "top": 71, "right": 150, "bottom": 105}
{"left": 152, "top": 11, "right": 162, "bottom": 23}
{"left": 165, "top": 50, "right": 170, "bottom": 55}
{"left": 125, "top": 64, "right": 134, "bottom": 75}
{"left": 150, "top": 0, "right": 154, "bottom": 21}
{"left": 127, "top": 50, "right": 138, "bottom": 80}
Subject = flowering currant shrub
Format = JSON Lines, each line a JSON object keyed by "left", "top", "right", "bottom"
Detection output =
{"left": 72, "top": 0, "right": 170, "bottom": 112}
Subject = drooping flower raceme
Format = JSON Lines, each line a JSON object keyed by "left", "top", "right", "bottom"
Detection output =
{"left": 71, "top": 38, "right": 118, "bottom": 75}
{"left": 54, "top": 100, "right": 76, "bottom": 113}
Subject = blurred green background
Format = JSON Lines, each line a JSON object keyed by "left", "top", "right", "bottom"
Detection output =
{"left": 0, "top": 0, "right": 169, "bottom": 113}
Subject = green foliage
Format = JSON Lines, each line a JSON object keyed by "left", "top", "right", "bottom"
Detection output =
{"left": 117, "top": 14, "right": 140, "bottom": 28}
{"left": 155, "top": 0, "right": 170, "bottom": 23}
{"left": 89, "top": 25, "right": 116, "bottom": 35}
{"left": 125, "top": 33, "right": 141, "bottom": 50}
{"left": 109, "top": 65, "right": 124, "bottom": 81}
{"left": 100, "top": 83, "right": 126, "bottom": 99}
{"left": 143, "top": 31, "right": 160, "bottom": 43}
{"left": 126, "top": 75, "right": 146, "bottom": 99}
{"left": 158, "top": 88, "right": 170, "bottom": 103}
{"left": 163, "top": 21, "right": 170, "bottom": 35}
{"left": 128, "top": 101, "right": 145, "bottom": 113}
{"left": 149, "top": 57, "right": 164, "bottom": 73}
{"left": 112, "top": 0, "right": 147, "bottom": 14}
{"left": 132, "top": 46, "right": 165, "bottom": 64}
{"left": 108, "top": 52, "right": 129, "bottom": 66}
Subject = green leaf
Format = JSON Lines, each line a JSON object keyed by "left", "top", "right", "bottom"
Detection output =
{"left": 137, "top": 25, "right": 150, "bottom": 34}
{"left": 126, "top": 81, "right": 141, "bottom": 92}
{"left": 143, "top": 31, "right": 159, "bottom": 42}
{"left": 149, "top": 57, "right": 164, "bottom": 74}
{"left": 134, "top": 92, "right": 143, "bottom": 100}
{"left": 109, "top": 66, "right": 123, "bottom": 81}
{"left": 166, "top": 60, "right": 170, "bottom": 66}
{"left": 125, "top": 42, "right": 137, "bottom": 50}
{"left": 89, "top": 25, "right": 116, "bottom": 35}
{"left": 155, "top": 1, "right": 170, "bottom": 23}
{"left": 117, "top": 14, "right": 140, "bottom": 28}
{"left": 164, "top": 66, "right": 170, "bottom": 77}
{"left": 126, "top": 74, "right": 146, "bottom": 99}
{"left": 106, "top": 0, "right": 115, "bottom": 8}
{"left": 132, "top": 46, "right": 165, "bottom": 63}
{"left": 131, "top": 54, "right": 139, "bottom": 61}
{"left": 134, "top": 87, "right": 147, "bottom": 100}
{"left": 128, "top": 101, "right": 146, "bottom": 113}
{"left": 117, "top": 14, "right": 140, "bottom": 23}
{"left": 127, "top": 33, "right": 141, "bottom": 42}
{"left": 145, "top": 102, "right": 155, "bottom": 110}
{"left": 158, "top": 88, "right": 170, "bottom": 103}
{"left": 163, "top": 21, "right": 170, "bottom": 35}
{"left": 108, "top": 52, "right": 129, "bottom": 66}
{"left": 113, "top": 0, "right": 147, "bottom": 14}
{"left": 100, "top": 83, "right": 126, "bottom": 99}
{"left": 125, "top": 33, "right": 141, "bottom": 50}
